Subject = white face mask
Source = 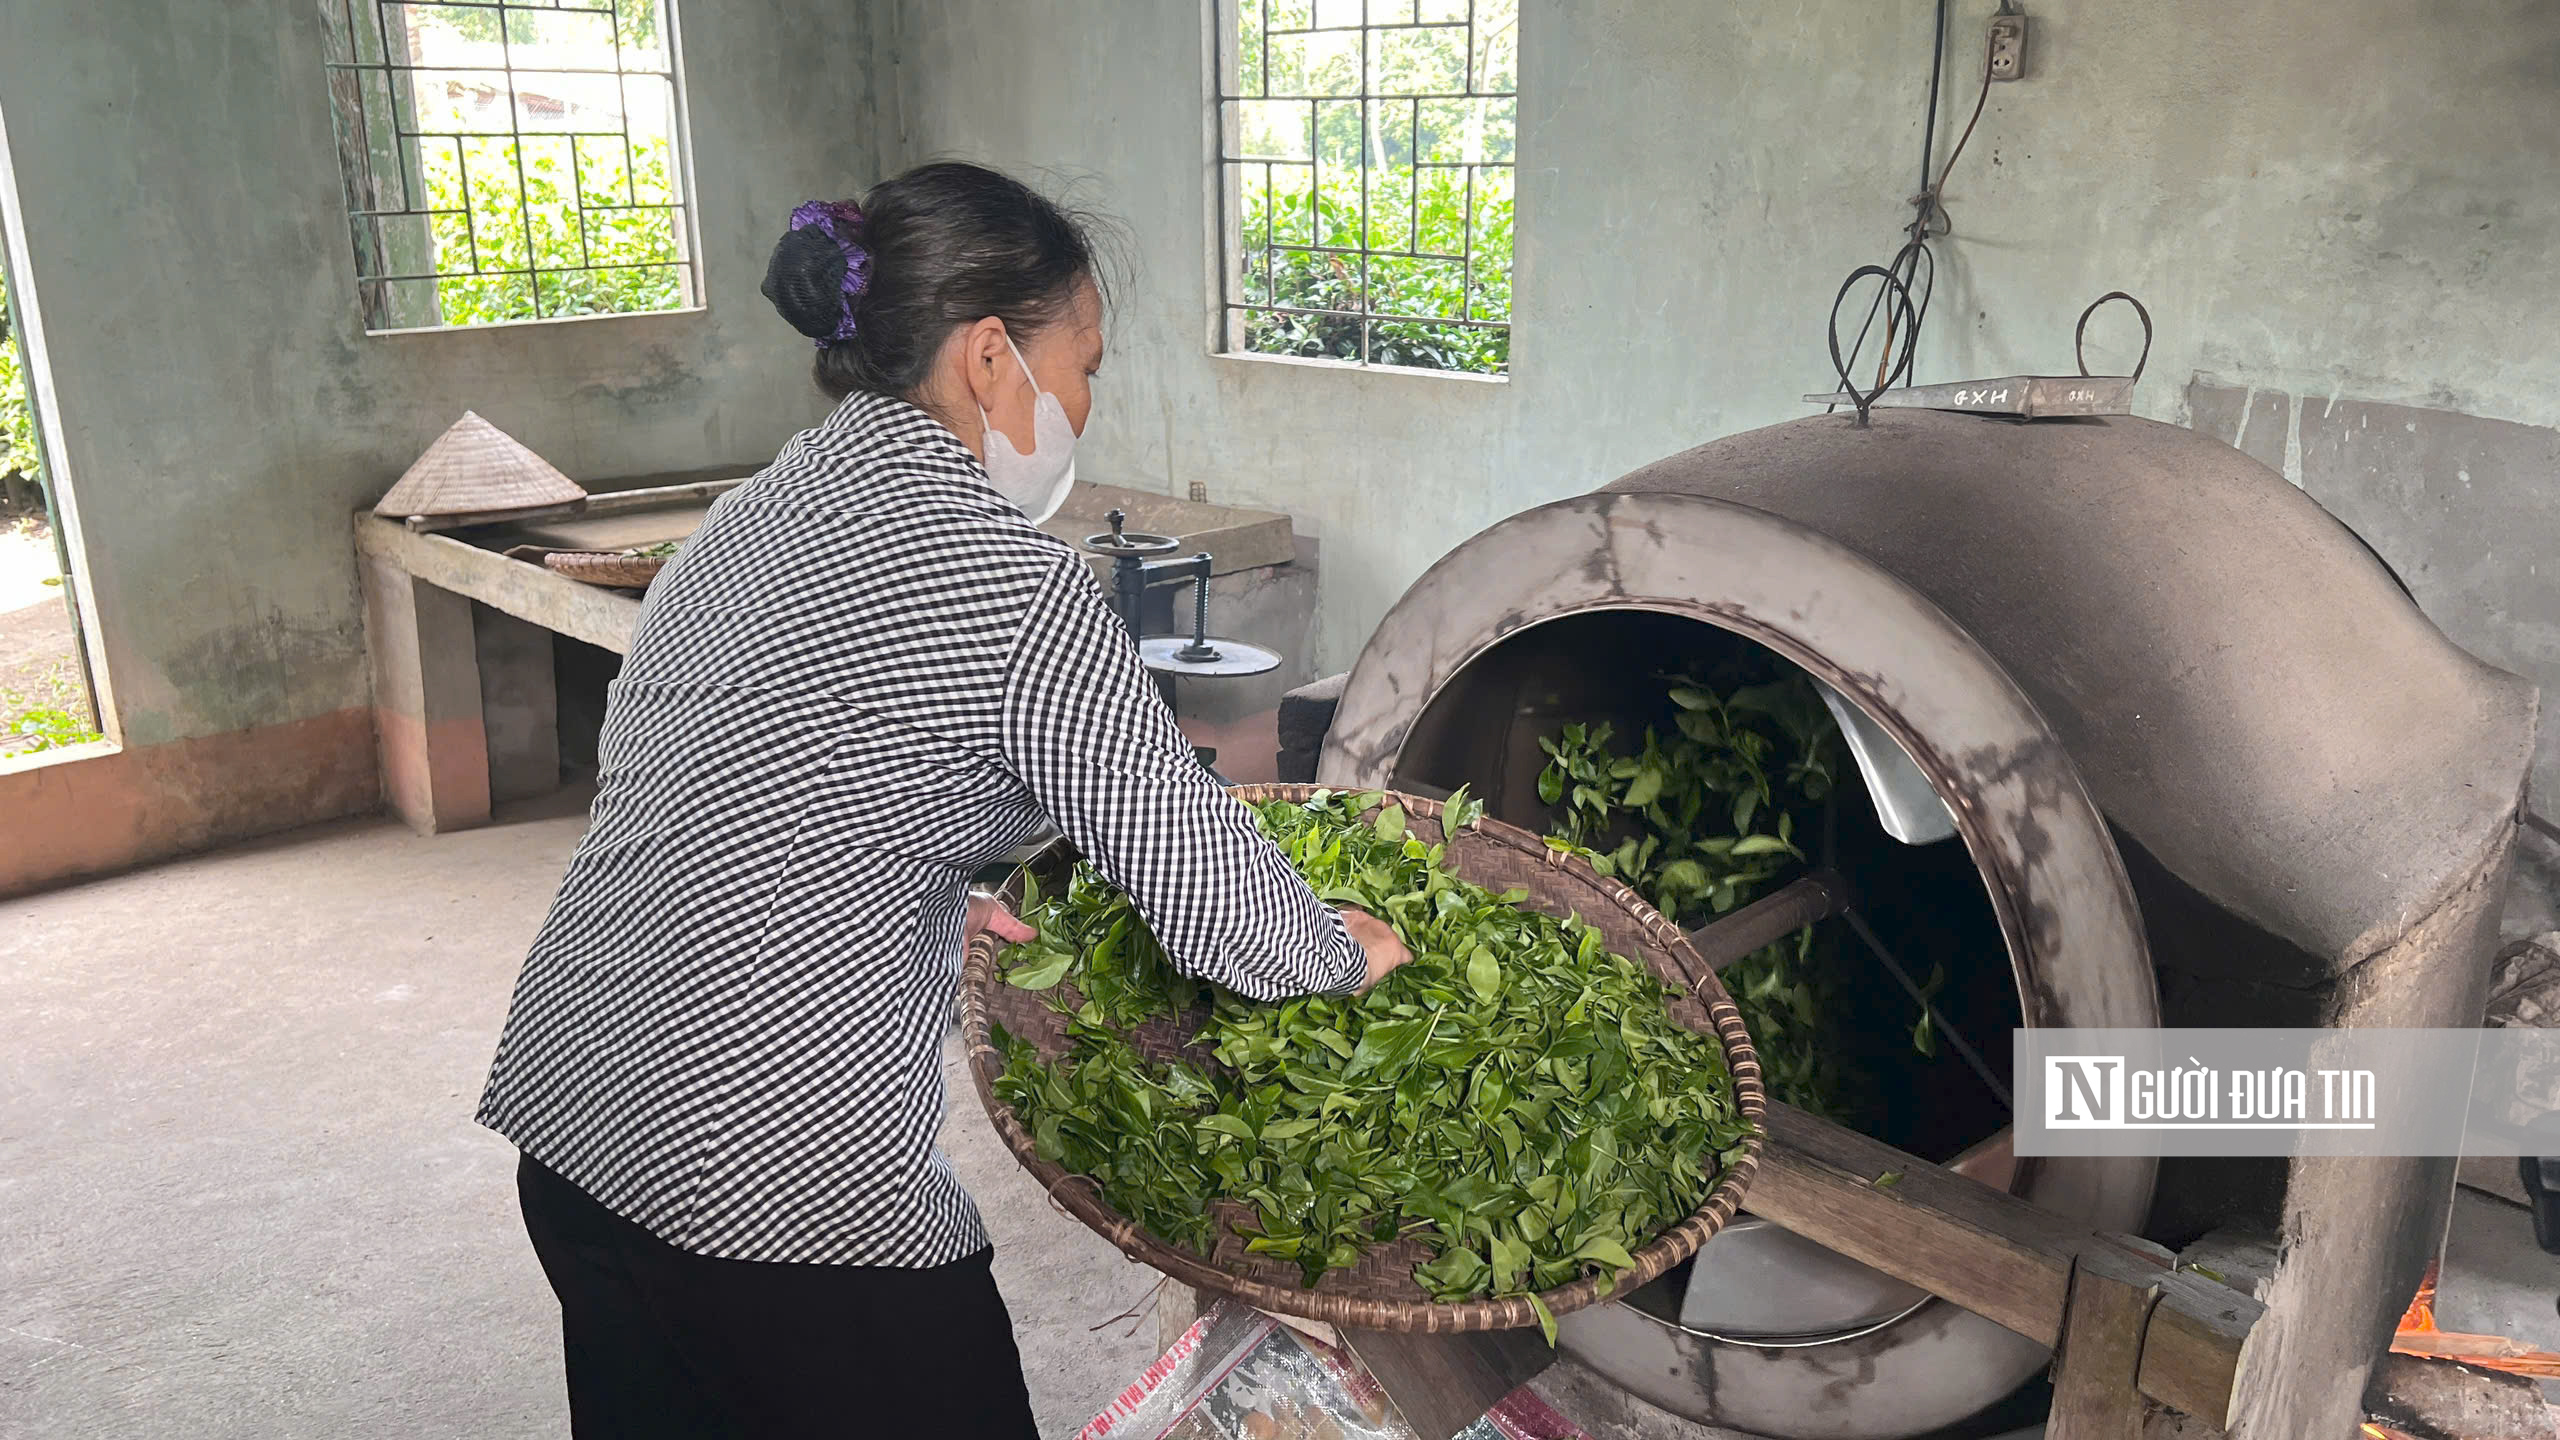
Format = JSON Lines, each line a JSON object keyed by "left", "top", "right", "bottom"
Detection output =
{"left": 978, "top": 334, "right": 1077, "bottom": 524}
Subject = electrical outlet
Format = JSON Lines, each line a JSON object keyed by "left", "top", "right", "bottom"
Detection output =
{"left": 1188, "top": 480, "right": 1209, "bottom": 503}
{"left": 1988, "top": 9, "right": 2027, "bottom": 81}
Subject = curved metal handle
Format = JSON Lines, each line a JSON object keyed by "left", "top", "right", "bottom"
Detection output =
{"left": 2074, "top": 291, "right": 2153, "bottom": 383}
{"left": 1828, "top": 265, "right": 1919, "bottom": 425}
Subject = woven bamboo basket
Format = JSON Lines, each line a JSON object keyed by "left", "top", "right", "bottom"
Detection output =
{"left": 542, "top": 550, "right": 669, "bottom": 589}
{"left": 958, "top": 783, "right": 1766, "bottom": 1334}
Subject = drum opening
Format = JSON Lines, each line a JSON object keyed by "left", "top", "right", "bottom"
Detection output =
{"left": 1388, "top": 607, "right": 2020, "bottom": 1342}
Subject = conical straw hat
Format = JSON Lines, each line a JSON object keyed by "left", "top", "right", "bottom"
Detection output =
{"left": 374, "top": 412, "right": 586, "bottom": 519}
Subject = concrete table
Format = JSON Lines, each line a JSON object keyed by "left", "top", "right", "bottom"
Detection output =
{"left": 355, "top": 477, "right": 1306, "bottom": 835}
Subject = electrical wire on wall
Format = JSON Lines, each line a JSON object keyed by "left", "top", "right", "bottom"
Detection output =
{"left": 1828, "top": 0, "right": 2000, "bottom": 409}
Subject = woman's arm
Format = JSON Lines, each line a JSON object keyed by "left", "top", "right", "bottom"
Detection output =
{"left": 999, "top": 555, "right": 1369, "bottom": 1000}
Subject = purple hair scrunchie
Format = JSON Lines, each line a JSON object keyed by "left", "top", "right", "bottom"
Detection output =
{"left": 788, "top": 199, "right": 871, "bottom": 346}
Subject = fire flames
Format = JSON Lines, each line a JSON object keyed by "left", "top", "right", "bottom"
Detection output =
{"left": 2396, "top": 1261, "right": 2439, "bottom": 1336}
{"left": 2385, "top": 1259, "right": 2560, "bottom": 1379}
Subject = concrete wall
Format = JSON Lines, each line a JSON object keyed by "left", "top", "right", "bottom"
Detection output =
{"left": 10, "top": 0, "right": 2555, "bottom": 894}
{"left": 863, "top": 0, "right": 2560, "bottom": 691}
{"left": 0, "top": 2, "right": 871, "bottom": 892}
{"left": 2189, "top": 379, "right": 2560, "bottom": 935}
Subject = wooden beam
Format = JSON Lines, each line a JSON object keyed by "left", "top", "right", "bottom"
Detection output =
{"left": 2048, "top": 1251, "right": 2164, "bottom": 1440}
{"left": 1749, "top": 1101, "right": 2087, "bottom": 1345}
{"left": 1749, "top": 1101, "right": 2264, "bottom": 1425}
{"left": 1684, "top": 870, "right": 1850, "bottom": 972}
{"left": 2138, "top": 1268, "right": 2256, "bottom": 1426}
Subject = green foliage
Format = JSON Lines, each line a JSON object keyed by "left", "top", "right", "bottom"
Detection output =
{"left": 437, "top": 1, "right": 660, "bottom": 52}
{"left": 1531, "top": 673, "right": 1943, "bottom": 1121}
{"left": 1529, "top": 674, "right": 1953, "bottom": 1119}
{"left": 1240, "top": 170, "right": 1513, "bottom": 374}
{"left": 5, "top": 706, "right": 100, "bottom": 754}
{"left": 389, "top": 2, "right": 688, "bottom": 326}
{"left": 991, "top": 789, "right": 1750, "bottom": 1333}
{"left": 1, "top": 653, "right": 100, "bottom": 757}
{"left": 0, "top": 276, "right": 37, "bottom": 486}
{"left": 1535, "top": 677, "right": 1837, "bottom": 921}
{"left": 1230, "top": 1, "right": 1516, "bottom": 374}
{"left": 423, "top": 135, "right": 687, "bottom": 325}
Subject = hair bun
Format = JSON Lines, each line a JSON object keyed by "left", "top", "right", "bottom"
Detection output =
{"left": 762, "top": 226, "right": 852, "bottom": 341}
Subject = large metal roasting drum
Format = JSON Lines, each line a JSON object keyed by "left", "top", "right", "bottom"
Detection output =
{"left": 1313, "top": 409, "right": 2537, "bottom": 1438}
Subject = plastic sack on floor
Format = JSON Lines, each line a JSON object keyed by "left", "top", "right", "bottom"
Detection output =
{"left": 1074, "top": 1298, "right": 1588, "bottom": 1440}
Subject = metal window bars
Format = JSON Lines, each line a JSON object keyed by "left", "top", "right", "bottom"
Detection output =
{"left": 322, "top": 0, "right": 696, "bottom": 332}
{"left": 1215, "top": 0, "right": 1517, "bottom": 376}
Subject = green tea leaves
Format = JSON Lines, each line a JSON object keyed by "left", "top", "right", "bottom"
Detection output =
{"left": 1574, "top": 1235, "right": 1638, "bottom": 1270}
{"left": 1443, "top": 784, "right": 1486, "bottom": 834}
{"left": 1912, "top": 963, "right": 1947, "bottom": 1059}
{"left": 1004, "top": 950, "right": 1075, "bottom": 991}
{"left": 1345, "top": 1015, "right": 1434, "bottom": 1079}
{"left": 1375, "top": 804, "right": 1408, "bottom": 843}
{"left": 1529, "top": 671, "right": 1943, "bottom": 1120}
{"left": 1415, "top": 1245, "right": 1487, "bottom": 1296}
{"left": 988, "top": 790, "right": 1749, "bottom": 1306}
{"left": 1197, "top": 1113, "right": 1257, "bottom": 1145}
{"left": 1656, "top": 858, "right": 1709, "bottom": 894}
{"left": 1621, "top": 764, "right": 1665, "bottom": 811}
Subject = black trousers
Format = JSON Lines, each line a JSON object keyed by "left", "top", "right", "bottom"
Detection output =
{"left": 516, "top": 1154, "right": 1040, "bottom": 1440}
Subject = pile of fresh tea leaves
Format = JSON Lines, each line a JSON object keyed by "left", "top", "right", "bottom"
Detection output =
{"left": 990, "top": 789, "right": 1753, "bottom": 1337}
{"left": 1534, "top": 672, "right": 1943, "bottom": 1121}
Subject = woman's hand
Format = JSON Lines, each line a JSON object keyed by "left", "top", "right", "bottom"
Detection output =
{"left": 1337, "top": 907, "right": 1411, "bottom": 993}
{"left": 966, "top": 890, "right": 1037, "bottom": 952}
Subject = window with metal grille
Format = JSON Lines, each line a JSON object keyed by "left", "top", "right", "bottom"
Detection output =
{"left": 322, "top": 1, "right": 697, "bottom": 333}
{"left": 1215, "top": 0, "right": 1517, "bottom": 377}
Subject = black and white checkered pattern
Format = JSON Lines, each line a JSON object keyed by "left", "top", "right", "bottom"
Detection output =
{"left": 476, "top": 392, "right": 1362, "bottom": 1266}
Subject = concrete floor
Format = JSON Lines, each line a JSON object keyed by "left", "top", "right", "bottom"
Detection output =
{"left": 0, "top": 790, "right": 1164, "bottom": 1439}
